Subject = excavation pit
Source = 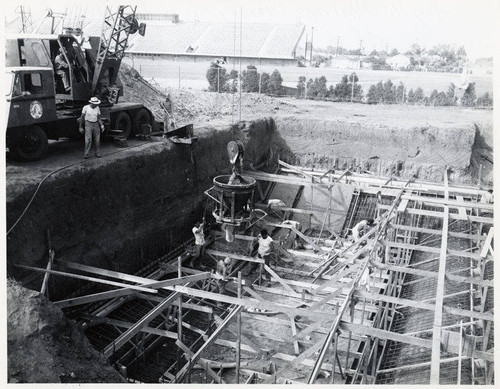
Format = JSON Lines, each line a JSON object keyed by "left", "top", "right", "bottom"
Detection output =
{"left": 6, "top": 114, "right": 494, "bottom": 384}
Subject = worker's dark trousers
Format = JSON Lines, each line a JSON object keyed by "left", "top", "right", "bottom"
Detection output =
{"left": 85, "top": 121, "right": 101, "bottom": 157}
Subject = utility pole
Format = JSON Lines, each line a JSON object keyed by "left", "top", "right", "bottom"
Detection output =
{"left": 336, "top": 36, "right": 341, "bottom": 57}
{"left": 351, "top": 73, "right": 355, "bottom": 103}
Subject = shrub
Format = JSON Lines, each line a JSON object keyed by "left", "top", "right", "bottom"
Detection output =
{"left": 297, "top": 76, "right": 306, "bottom": 98}
{"left": 461, "top": 82, "right": 477, "bottom": 107}
{"left": 268, "top": 70, "right": 284, "bottom": 96}
{"left": 241, "top": 65, "right": 259, "bottom": 93}
{"left": 477, "top": 92, "right": 493, "bottom": 107}
{"left": 206, "top": 63, "right": 229, "bottom": 92}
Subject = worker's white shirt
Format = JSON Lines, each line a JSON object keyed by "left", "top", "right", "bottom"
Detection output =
{"left": 82, "top": 105, "right": 101, "bottom": 122}
{"left": 192, "top": 226, "right": 205, "bottom": 245}
{"left": 481, "top": 192, "right": 494, "bottom": 204}
{"left": 258, "top": 236, "right": 273, "bottom": 256}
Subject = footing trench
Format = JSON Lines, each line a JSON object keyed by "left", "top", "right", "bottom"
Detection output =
{"left": 17, "top": 163, "right": 494, "bottom": 384}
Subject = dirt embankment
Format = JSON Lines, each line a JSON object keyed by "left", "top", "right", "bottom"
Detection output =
{"left": 6, "top": 118, "right": 287, "bottom": 298}
{"left": 7, "top": 278, "right": 125, "bottom": 383}
{"left": 275, "top": 117, "right": 487, "bottom": 183}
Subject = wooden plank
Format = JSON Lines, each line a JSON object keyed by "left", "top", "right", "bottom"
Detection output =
{"left": 215, "top": 315, "right": 262, "bottom": 354}
{"left": 290, "top": 317, "right": 300, "bottom": 355}
{"left": 104, "top": 318, "right": 177, "bottom": 339}
{"left": 378, "top": 204, "right": 493, "bottom": 224}
{"left": 480, "top": 227, "right": 494, "bottom": 258}
{"left": 291, "top": 339, "right": 325, "bottom": 366}
{"left": 103, "top": 292, "right": 179, "bottom": 358}
{"left": 401, "top": 193, "right": 493, "bottom": 211}
{"left": 57, "top": 259, "right": 152, "bottom": 284}
{"left": 267, "top": 222, "right": 325, "bottom": 253}
{"left": 205, "top": 249, "right": 264, "bottom": 264}
{"left": 309, "top": 288, "right": 344, "bottom": 311}
{"left": 165, "top": 285, "right": 335, "bottom": 321}
{"left": 14, "top": 265, "right": 158, "bottom": 294}
{"left": 263, "top": 264, "right": 296, "bottom": 294}
{"left": 376, "top": 262, "right": 494, "bottom": 288}
{"left": 176, "top": 339, "right": 194, "bottom": 357}
{"left": 135, "top": 293, "right": 213, "bottom": 314}
{"left": 40, "top": 249, "right": 55, "bottom": 296}
{"left": 455, "top": 195, "right": 468, "bottom": 219}
{"left": 59, "top": 259, "right": 211, "bottom": 289}
{"left": 54, "top": 288, "right": 136, "bottom": 308}
{"left": 430, "top": 170, "right": 449, "bottom": 384}
{"left": 384, "top": 240, "right": 482, "bottom": 260}
{"left": 198, "top": 358, "right": 226, "bottom": 384}
{"left": 389, "top": 223, "right": 487, "bottom": 241}
{"left": 397, "top": 198, "right": 409, "bottom": 212}
{"left": 278, "top": 166, "right": 488, "bottom": 197}
{"left": 173, "top": 306, "right": 242, "bottom": 382}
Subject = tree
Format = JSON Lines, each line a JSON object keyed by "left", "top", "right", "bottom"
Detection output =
{"left": 476, "top": 92, "right": 493, "bottom": 107}
{"left": 445, "top": 83, "right": 457, "bottom": 106}
{"left": 333, "top": 75, "right": 351, "bottom": 101}
{"left": 306, "top": 78, "right": 314, "bottom": 98}
{"left": 383, "top": 80, "right": 396, "bottom": 103}
{"left": 297, "top": 76, "right": 306, "bottom": 98}
{"left": 328, "top": 85, "right": 335, "bottom": 98}
{"left": 228, "top": 69, "right": 239, "bottom": 93}
{"left": 396, "top": 82, "right": 405, "bottom": 103}
{"left": 390, "top": 48, "right": 399, "bottom": 56}
{"left": 413, "top": 87, "right": 424, "bottom": 104}
{"left": 206, "top": 63, "right": 229, "bottom": 92}
{"left": 367, "top": 85, "right": 378, "bottom": 103}
{"left": 267, "top": 70, "right": 284, "bottom": 96}
{"left": 407, "top": 89, "right": 415, "bottom": 104}
{"left": 241, "top": 65, "right": 259, "bottom": 92}
{"left": 461, "top": 82, "right": 476, "bottom": 106}
{"left": 260, "top": 72, "right": 271, "bottom": 94}
{"left": 375, "top": 81, "right": 385, "bottom": 103}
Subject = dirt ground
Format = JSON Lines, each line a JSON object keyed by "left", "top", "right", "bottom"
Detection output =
{"left": 7, "top": 278, "right": 126, "bottom": 383}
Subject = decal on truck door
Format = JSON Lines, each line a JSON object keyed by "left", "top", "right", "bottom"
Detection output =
{"left": 30, "top": 100, "right": 43, "bottom": 119}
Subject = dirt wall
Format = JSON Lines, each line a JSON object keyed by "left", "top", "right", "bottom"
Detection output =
{"left": 7, "top": 118, "right": 286, "bottom": 299}
{"left": 275, "top": 117, "right": 478, "bottom": 184}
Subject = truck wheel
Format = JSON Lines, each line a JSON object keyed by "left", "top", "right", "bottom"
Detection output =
{"left": 132, "top": 108, "right": 151, "bottom": 135}
{"left": 113, "top": 111, "right": 132, "bottom": 139}
{"left": 11, "top": 126, "right": 48, "bottom": 161}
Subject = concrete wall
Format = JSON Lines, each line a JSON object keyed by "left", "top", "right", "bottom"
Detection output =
{"left": 7, "top": 118, "right": 290, "bottom": 299}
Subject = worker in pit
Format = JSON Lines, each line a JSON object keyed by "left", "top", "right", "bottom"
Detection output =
{"left": 351, "top": 218, "right": 375, "bottom": 242}
{"left": 215, "top": 257, "right": 232, "bottom": 306}
{"left": 55, "top": 47, "right": 71, "bottom": 93}
{"left": 190, "top": 218, "right": 206, "bottom": 268}
{"left": 247, "top": 229, "right": 274, "bottom": 281}
{"left": 159, "top": 94, "right": 176, "bottom": 136}
{"left": 79, "top": 97, "right": 105, "bottom": 159}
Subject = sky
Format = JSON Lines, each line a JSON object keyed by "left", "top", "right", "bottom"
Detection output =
{"left": 3, "top": 0, "right": 498, "bottom": 60}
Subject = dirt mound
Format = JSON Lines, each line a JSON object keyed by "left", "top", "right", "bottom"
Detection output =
{"left": 7, "top": 278, "right": 125, "bottom": 383}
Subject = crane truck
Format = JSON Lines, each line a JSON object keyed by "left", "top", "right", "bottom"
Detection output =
{"left": 5, "top": 5, "right": 153, "bottom": 161}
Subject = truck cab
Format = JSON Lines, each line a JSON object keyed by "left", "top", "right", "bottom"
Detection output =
{"left": 6, "top": 67, "right": 58, "bottom": 161}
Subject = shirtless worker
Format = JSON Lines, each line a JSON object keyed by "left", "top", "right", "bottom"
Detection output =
{"left": 215, "top": 257, "right": 232, "bottom": 306}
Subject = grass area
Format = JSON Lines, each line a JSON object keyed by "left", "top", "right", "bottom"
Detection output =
{"left": 125, "top": 58, "right": 493, "bottom": 96}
